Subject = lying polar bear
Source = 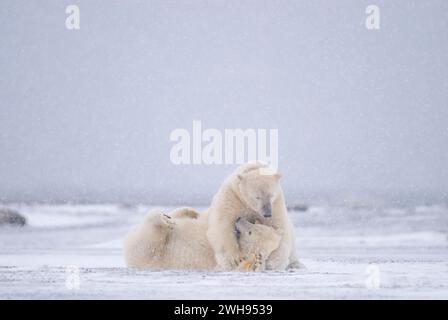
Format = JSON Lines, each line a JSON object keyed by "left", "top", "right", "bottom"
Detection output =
{"left": 124, "top": 208, "right": 281, "bottom": 271}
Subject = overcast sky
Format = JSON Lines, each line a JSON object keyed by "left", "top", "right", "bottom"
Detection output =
{"left": 0, "top": 0, "right": 447, "bottom": 204}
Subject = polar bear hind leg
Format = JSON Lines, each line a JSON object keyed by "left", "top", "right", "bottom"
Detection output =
{"left": 170, "top": 207, "right": 200, "bottom": 219}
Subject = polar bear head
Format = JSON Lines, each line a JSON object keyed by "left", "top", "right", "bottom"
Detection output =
{"left": 235, "top": 217, "right": 281, "bottom": 256}
{"left": 235, "top": 164, "right": 282, "bottom": 218}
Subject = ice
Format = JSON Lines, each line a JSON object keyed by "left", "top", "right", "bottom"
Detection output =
{"left": 0, "top": 203, "right": 447, "bottom": 299}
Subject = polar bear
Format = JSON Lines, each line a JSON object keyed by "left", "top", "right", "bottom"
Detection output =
{"left": 206, "top": 163, "right": 301, "bottom": 271}
{"left": 123, "top": 208, "right": 281, "bottom": 271}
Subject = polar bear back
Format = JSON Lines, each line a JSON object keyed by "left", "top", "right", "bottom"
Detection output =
{"left": 162, "top": 218, "right": 216, "bottom": 270}
{"left": 124, "top": 211, "right": 217, "bottom": 270}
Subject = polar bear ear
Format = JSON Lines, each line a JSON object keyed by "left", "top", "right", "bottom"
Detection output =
{"left": 237, "top": 174, "right": 244, "bottom": 181}
{"left": 274, "top": 172, "right": 282, "bottom": 180}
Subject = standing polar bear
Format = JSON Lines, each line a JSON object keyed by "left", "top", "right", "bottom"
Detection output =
{"left": 206, "top": 163, "right": 301, "bottom": 271}
{"left": 124, "top": 208, "right": 281, "bottom": 271}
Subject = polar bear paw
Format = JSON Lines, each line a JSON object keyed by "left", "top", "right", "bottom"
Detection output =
{"left": 160, "top": 213, "right": 176, "bottom": 230}
{"left": 252, "top": 253, "right": 265, "bottom": 271}
{"left": 237, "top": 253, "right": 265, "bottom": 272}
{"left": 144, "top": 210, "right": 176, "bottom": 230}
{"left": 286, "top": 260, "right": 306, "bottom": 270}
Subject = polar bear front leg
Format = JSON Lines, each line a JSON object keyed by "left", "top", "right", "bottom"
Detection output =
{"left": 214, "top": 244, "right": 247, "bottom": 271}
{"left": 265, "top": 240, "right": 290, "bottom": 270}
{"left": 287, "top": 241, "right": 303, "bottom": 270}
{"left": 207, "top": 221, "right": 246, "bottom": 270}
{"left": 285, "top": 222, "right": 304, "bottom": 269}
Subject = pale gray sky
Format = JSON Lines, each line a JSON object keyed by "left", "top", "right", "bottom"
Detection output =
{"left": 0, "top": 1, "right": 447, "bottom": 204}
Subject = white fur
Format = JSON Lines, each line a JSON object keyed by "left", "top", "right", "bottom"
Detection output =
{"left": 124, "top": 208, "right": 281, "bottom": 271}
{"left": 206, "top": 163, "right": 301, "bottom": 270}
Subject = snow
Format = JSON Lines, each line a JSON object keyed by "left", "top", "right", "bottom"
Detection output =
{"left": 0, "top": 203, "right": 447, "bottom": 299}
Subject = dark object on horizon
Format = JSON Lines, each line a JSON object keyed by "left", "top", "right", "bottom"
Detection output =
{"left": 118, "top": 203, "right": 137, "bottom": 210}
{"left": 287, "top": 204, "right": 309, "bottom": 212}
{"left": 0, "top": 208, "right": 27, "bottom": 226}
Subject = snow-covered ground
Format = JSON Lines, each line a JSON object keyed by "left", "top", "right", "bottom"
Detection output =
{"left": 0, "top": 203, "right": 447, "bottom": 299}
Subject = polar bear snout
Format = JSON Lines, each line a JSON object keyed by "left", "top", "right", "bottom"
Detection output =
{"left": 262, "top": 202, "right": 272, "bottom": 217}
